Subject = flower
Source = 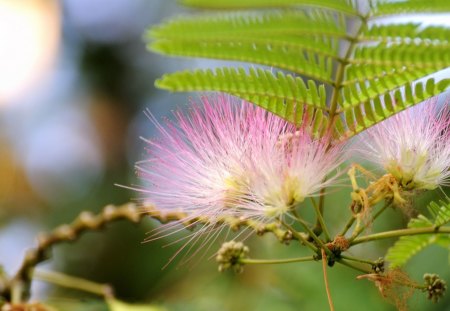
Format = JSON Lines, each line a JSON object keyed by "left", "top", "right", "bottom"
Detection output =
{"left": 247, "top": 128, "right": 345, "bottom": 218}
{"left": 361, "top": 99, "right": 450, "bottom": 191}
{"left": 137, "top": 95, "right": 288, "bottom": 229}
{"left": 136, "top": 94, "right": 345, "bottom": 245}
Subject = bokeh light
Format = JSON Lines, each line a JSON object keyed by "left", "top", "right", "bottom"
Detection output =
{"left": 0, "top": 0, "right": 60, "bottom": 105}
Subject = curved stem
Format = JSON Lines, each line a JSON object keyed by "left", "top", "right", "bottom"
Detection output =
{"left": 288, "top": 216, "right": 333, "bottom": 258}
{"left": 339, "top": 216, "right": 356, "bottom": 236}
{"left": 3, "top": 203, "right": 145, "bottom": 302}
{"left": 371, "top": 202, "right": 391, "bottom": 222}
{"left": 312, "top": 194, "right": 330, "bottom": 241}
{"left": 337, "top": 259, "right": 372, "bottom": 274}
{"left": 339, "top": 255, "right": 377, "bottom": 266}
{"left": 327, "top": 17, "right": 367, "bottom": 121}
{"left": 2, "top": 202, "right": 294, "bottom": 303}
{"left": 240, "top": 256, "right": 316, "bottom": 265}
{"left": 281, "top": 221, "right": 319, "bottom": 253}
{"left": 351, "top": 226, "right": 450, "bottom": 245}
{"left": 349, "top": 202, "right": 392, "bottom": 241}
{"left": 321, "top": 249, "right": 335, "bottom": 311}
{"left": 33, "top": 270, "right": 113, "bottom": 298}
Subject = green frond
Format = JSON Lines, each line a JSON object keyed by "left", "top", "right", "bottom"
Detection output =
{"left": 148, "top": 11, "right": 343, "bottom": 83}
{"left": 150, "top": 40, "right": 335, "bottom": 84}
{"left": 150, "top": 0, "right": 450, "bottom": 141}
{"left": 340, "top": 78, "right": 450, "bottom": 137}
{"left": 372, "top": 0, "right": 450, "bottom": 17}
{"left": 363, "top": 23, "right": 450, "bottom": 43}
{"left": 352, "top": 43, "right": 450, "bottom": 68}
{"left": 385, "top": 217, "right": 435, "bottom": 268}
{"left": 344, "top": 64, "right": 440, "bottom": 86}
{"left": 155, "top": 67, "right": 328, "bottom": 124}
{"left": 149, "top": 11, "right": 348, "bottom": 41}
{"left": 428, "top": 200, "right": 450, "bottom": 228}
{"left": 179, "top": 0, "right": 358, "bottom": 16}
{"left": 340, "top": 70, "right": 447, "bottom": 109}
{"left": 386, "top": 200, "right": 450, "bottom": 268}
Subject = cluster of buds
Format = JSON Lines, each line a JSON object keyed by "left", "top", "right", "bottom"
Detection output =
{"left": 371, "top": 258, "right": 385, "bottom": 274}
{"left": 423, "top": 273, "right": 447, "bottom": 303}
{"left": 216, "top": 241, "right": 249, "bottom": 273}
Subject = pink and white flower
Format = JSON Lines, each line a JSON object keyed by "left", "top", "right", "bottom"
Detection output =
{"left": 137, "top": 95, "right": 285, "bottom": 227}
{"left": 137, "top": 95, "right": 345, "bottom": 236}
{"left": 361, "top": 99, "right": 450, "bottom": 191}
{"left": 246, "top": 129, "right": 345, "bottom": 218}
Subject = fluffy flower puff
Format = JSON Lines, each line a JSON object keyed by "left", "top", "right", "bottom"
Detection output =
{"left": 361, "top": 99, "right": 450, "bottom": 191}
{"left": 247, "top": 129, "right": 346, "bottom": 218}
{"left": 137, "top": 95, "right": 345, "bottom": 232}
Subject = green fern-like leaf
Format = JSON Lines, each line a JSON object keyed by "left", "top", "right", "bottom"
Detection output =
{"left": 341, "top": 78, "right": 450, "bottom": 136}
{"left": 151, "top": 40, "right": 335, "bottom": 84}
{"left": 386, "top": 200, "right": 450, "bottom": 268}
{"left": 363, "top": 23, "right": 450, "bottom": 43}
{"left": 149, "top": 0, "right": 450, "bottom": 139}
{"left": 372, "top": 0, "right": 450, "bottom": 17}
{"left": 352, "top": 43, "right": 450, "bottom": 68}
{"left": 179, "top": 0, "right": 358, "bottom": 15}
{"left": 428, "top": 201, "right": 450, "bottom": 227}
{"left": 150, "top": 11, "right": 347, "bottom": 40}
{"left": 156, "top": 67, "right": 327, "bottom": 125}
{"left": 149, "top": 11, "right": 343, "bottom": 84}
{"left": 385, "top": 217, "right": 435, "bottom": 268}
{"left": 344, "top": 64, "right": 440, "bottom": 86}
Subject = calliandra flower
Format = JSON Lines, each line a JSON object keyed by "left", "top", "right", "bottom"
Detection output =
{"left": 136, "top": 95, "right": 290, "bottom": 236}
{"left": 362, "top": 99, "right": 450, "bottom": 191}
{"left": 136, "top": 94, "right": 346, "bottom": 259}
{"left": 247, "top": 128, "right": 346, "bottom": 218}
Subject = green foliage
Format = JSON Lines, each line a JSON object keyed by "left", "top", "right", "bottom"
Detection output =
{"left": 150, "top": 40, "right": 335, "bottom": 84}
{"left": 341, "top": 78, "right": 450, "bottom": 136}
{"left": 149, "top": 0, "right": 450, "bottom": 139}
{"left": 149, "top": 11, "right": 347, "bottom": 40}
{"left": 386, "top": 200, "right": 450, "bottom": 268}
{"left": 352, "top": 43, "right": 450, "bottom": 67}
{"left": 363, "top": 23, "right": 450, "bottom": 42}
{"left": 372, "top": 0, "right": 450, "bottom": 17}
{"left": 179, "top": 0, "right": 359, "bottom": 15}
{"left": 148, "top": 11, "right": 342, "bottom": 84}
{"left": 156, "top": 67, "right": 326, "bottom": 127}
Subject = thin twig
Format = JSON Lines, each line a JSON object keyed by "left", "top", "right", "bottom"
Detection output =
{"left": 337, "top": 259, "right": 372, "bottom": 274}
{"left": 1, "top": 202, "right": 295, "bottom": 302}
{"left": 281, "top": 221, "right": 319, "bottom": 253}
{"left": 241, "top": 256, "right": 316, "bottom": 265}
{"left": 321, "top": 249, "right": 335, "bottom": 311}
{"left": 4, "top": 203, "right": 145, "bottom": 302}
{"left": 33, "top": 269, "right": 113, "bottom": 298}
{"left": 349, "top": 202, "right": 392, "bottom": 241}
{"left": 339, "top": 216, "right": 356, "bottom": 236}
{"left": 288, "top": 216, "right": 333, "bottom": 258}
{"left": 311, "top": 197, "right": 331, "bottom": 242}
{"left": 351, "top": 226, "right": 450, "bottom": 245}
{"left": 339, "top": 255, "right": 377, "bottom": 266}
{"left": 312, "top": 189, "right": 326, "bottom": 236}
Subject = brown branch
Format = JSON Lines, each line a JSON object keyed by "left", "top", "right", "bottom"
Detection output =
{"left": 321, "top": 249, "right": 335, "bottom": 311}
{"left": 2, "top": 203, "right": 294, "bottom": 303}
{"left": 3, "top": 203, "right": 145, "bottom": 302}
{"left": 145, "top": 205, "right": 295, "bottom": 243}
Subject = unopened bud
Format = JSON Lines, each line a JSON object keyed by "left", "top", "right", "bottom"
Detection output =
{"left": 216, "top": 241, "right": 249, "bottom": 273}
{"left": 424, "top": 273, "right": 447, "bottom": 303}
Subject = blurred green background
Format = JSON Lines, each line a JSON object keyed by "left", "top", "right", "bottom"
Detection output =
{"left": 0, "top": 1, "right": 449, "bottom": 310}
